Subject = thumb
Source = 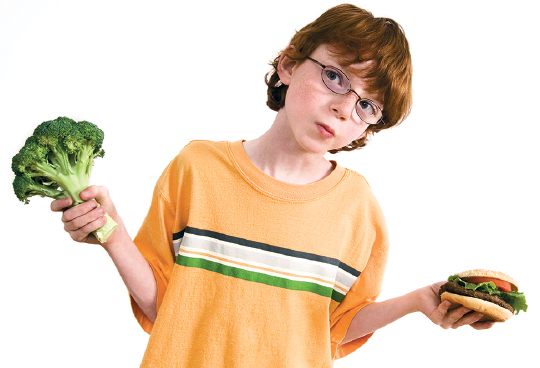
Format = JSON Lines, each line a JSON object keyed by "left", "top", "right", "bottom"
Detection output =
{"left": 80, "top": 185, "right": 116, "bottom": 214}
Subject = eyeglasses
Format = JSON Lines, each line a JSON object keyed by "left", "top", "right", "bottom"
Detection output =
{"left": 306, "top": 57, "right": 384, "bottom": 125}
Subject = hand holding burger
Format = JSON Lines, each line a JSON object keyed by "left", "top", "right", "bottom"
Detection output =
{"left": 340, "top": 268, "right": 527, "bottom": 344}
{"left": 439, "top": 269, "right": 528, "bottom": 322}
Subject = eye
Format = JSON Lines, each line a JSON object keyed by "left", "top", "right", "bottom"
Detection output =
{"left": 358, "top": 100, "right": 376, "bottom": 116}
{"left": 325, "top": 69, "right": 342, "bottom": 84}
{"left": 322, "top": 67, "right": 348, "bottom": 93}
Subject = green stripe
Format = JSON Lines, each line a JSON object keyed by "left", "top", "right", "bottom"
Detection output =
{"left": 331, "top": 288, "right": 345, "bottom": 303}
{"left": 177, "top": 255, "right": 345, "bottom": 303}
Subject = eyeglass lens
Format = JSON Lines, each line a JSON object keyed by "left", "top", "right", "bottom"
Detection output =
{"left": 320, "top": 66, "right": 382, "bottom": 124}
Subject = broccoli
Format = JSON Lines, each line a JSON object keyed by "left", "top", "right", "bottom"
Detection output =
{"left": 12, "top": 116, "right": 117, "bottom": 243}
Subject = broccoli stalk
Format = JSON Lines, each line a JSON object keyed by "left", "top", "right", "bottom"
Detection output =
{"left": 12, "top": 117, "right": 118, "bottom": 243}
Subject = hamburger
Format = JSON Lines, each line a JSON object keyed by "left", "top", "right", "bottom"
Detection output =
{"left": 439, "top": 269, "right": 528, "bottom": 322}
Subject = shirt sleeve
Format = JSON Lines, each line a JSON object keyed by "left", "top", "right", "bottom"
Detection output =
{"left": 130, "top": 159, "right": 179, "bottom": 334}
{"left": 329, "top": 214, "right": 390, "bottom": 359}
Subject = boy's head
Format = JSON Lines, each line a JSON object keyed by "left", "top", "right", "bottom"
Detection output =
{"left": 266, "top": 4, "right": 412, "bottom": 152}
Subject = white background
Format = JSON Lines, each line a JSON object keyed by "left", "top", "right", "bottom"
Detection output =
{"left": 1, "top": 0, "right": 538, "bottom": 367}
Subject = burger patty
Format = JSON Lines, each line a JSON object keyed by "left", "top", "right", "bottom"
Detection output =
{"left": 439, "top": 282, "right": 515, "bottom": 313}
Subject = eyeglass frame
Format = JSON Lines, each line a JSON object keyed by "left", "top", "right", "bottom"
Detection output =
{"left": 306, "top": 57, "right": 384, "bottom": 125}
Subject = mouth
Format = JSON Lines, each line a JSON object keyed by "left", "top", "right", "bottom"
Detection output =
{"left": 316, "top": 123, "right": 335, "bottom": 139}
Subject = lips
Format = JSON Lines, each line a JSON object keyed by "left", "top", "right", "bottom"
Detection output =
{"left": 316, "top": 123, "right": 335, "bottom": 139}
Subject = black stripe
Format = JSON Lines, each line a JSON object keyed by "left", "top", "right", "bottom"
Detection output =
{"left": 173, "top": 226, "right": 360, "bottom": 276}
{"left": 172, "top": 229, "right": 185, "bottom": 241}
{"left": 338, "top": 261, "right": 361, "bottom": 278}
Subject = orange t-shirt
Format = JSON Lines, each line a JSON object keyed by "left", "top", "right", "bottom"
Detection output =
{"left": 132, "top": 140, "right": 389, "bottom": 367}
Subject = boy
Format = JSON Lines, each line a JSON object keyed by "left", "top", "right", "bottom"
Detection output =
{"left": 51, "top": 4, "right": 494, "bottom": 367}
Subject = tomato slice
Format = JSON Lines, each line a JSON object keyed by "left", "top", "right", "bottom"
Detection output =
{"left": 465, "top": 277, "right": 512, "bottom": 293}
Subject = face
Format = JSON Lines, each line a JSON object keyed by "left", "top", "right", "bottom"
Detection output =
{"left": 277, "top": 44, "right": 383, "bottom": 155}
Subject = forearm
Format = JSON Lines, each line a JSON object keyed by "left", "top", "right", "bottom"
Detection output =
{"left": 341, "top": 281, "right": 495, "bottom": 346}
{"left": 103, "top": 223, "right": 158, "bottom": 322}
{"left": 52, "top": 187, "right": 159, "bottom": 321}
{"left": 341, "top": 290, "right": 420, "bottom": 345}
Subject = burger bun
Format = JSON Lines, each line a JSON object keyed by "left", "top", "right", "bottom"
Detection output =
{"left": 440, "top": 291, "right": 513, "bottom": 322}
{"left": 456, "top": 269, "right": 519, "bottom": 291}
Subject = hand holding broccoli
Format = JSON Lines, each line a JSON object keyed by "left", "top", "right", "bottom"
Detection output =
{"left": 12, "top": 117, "right": 117, "bottom": 243}
{"left": 51, "top": 185, "right": 120, "bottom": 245}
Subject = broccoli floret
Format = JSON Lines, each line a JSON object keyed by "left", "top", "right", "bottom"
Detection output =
{"left": 13, "top": 175, "right": 64, "bottom": 203}
{"left": 12, "top": 117, "right": 117, "bottom": 243}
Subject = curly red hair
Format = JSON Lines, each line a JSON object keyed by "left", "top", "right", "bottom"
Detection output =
{"left": 265, "top": 4, "right": 413, "bottom": 152}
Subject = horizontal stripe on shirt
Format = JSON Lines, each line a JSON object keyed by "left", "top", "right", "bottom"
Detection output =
{"left": 173, "top": 227, "right": 360, "bottom": 303}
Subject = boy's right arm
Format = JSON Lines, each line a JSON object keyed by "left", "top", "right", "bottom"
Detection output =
{"left": 51, "top": 185, "right": 158, "bottom": 323}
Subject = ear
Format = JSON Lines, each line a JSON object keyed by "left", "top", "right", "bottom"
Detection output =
{"left": 276, "top": 46, "right": 297, "bottom": 86}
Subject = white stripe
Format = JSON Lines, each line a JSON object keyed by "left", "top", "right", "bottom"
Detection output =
{"left": 178, "top": 250, "right": 340, "bottom": 292}
{"left": 175, "top": 231, "right": 358, "bottom": 294}
{"left": 183, "top": 233, "right": 343, "bottom": 281}
{"left": 182, "top": 245, "right": 337, "bottom": 288}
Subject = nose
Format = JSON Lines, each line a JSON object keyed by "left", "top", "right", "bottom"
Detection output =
{"left": 330, "top": 91, "right": 359, "bottom": 121}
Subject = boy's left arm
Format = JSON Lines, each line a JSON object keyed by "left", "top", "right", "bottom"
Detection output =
{"left": 341, "top": 281, "right": 495, "bottom": 346}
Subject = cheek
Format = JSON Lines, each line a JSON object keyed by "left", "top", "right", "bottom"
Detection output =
{"left": 355, "top": 126, "right": 368, "bottom": 139}
{"left": 285, "top": 71, "right": 324, "bottom": 112}
{"left": 341, "top": 125, "right": 368, "bottom": 145}
{"left": 287, "top": 84, "right": 317, "bottom": 111}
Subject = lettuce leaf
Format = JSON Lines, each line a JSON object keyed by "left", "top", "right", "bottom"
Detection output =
{"left": 447, "top": 275, "right": 528, "bottom": 314}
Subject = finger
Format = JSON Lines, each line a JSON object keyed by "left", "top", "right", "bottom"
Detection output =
{"left": 67, "top": 214, "right": 108, "bottom": 243}
{"left": 61, "top": 200, "right": 98, "bottom": 224}
{"left": 63, "top": 203, "right": 104, "bottom": 232}
{"left": 51, "top": 197, "right": 72, "bottom": 212}
{"left": 78, "top": 186, "right": 99, "bottom": 201}
{"left": 429, "top": 300, "right": 451, "bottom": 325}
{"left": 80, "top": 185, "right": 116, "bottom": 217}
{"left": 452, "top": 311, "right": 484, "bottom": 329}
{"left": 446, "top": 306, "right": 471, "bottom": 322}
{"left": 439, "top": 306, "right": 471, "bottom": 329}
{"left": 470, "top": 320, "right": 496, "bottom": 330}
{"left": 80, "top": 185, "right": 110, "bottom": 204}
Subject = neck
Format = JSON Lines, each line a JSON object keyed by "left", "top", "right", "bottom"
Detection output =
{"left": 243, "top": 116, "right": 334, "bottom": 185}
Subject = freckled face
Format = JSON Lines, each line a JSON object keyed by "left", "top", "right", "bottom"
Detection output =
{"left": 279, "top": 44, "right": 379, "bottom": 155}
